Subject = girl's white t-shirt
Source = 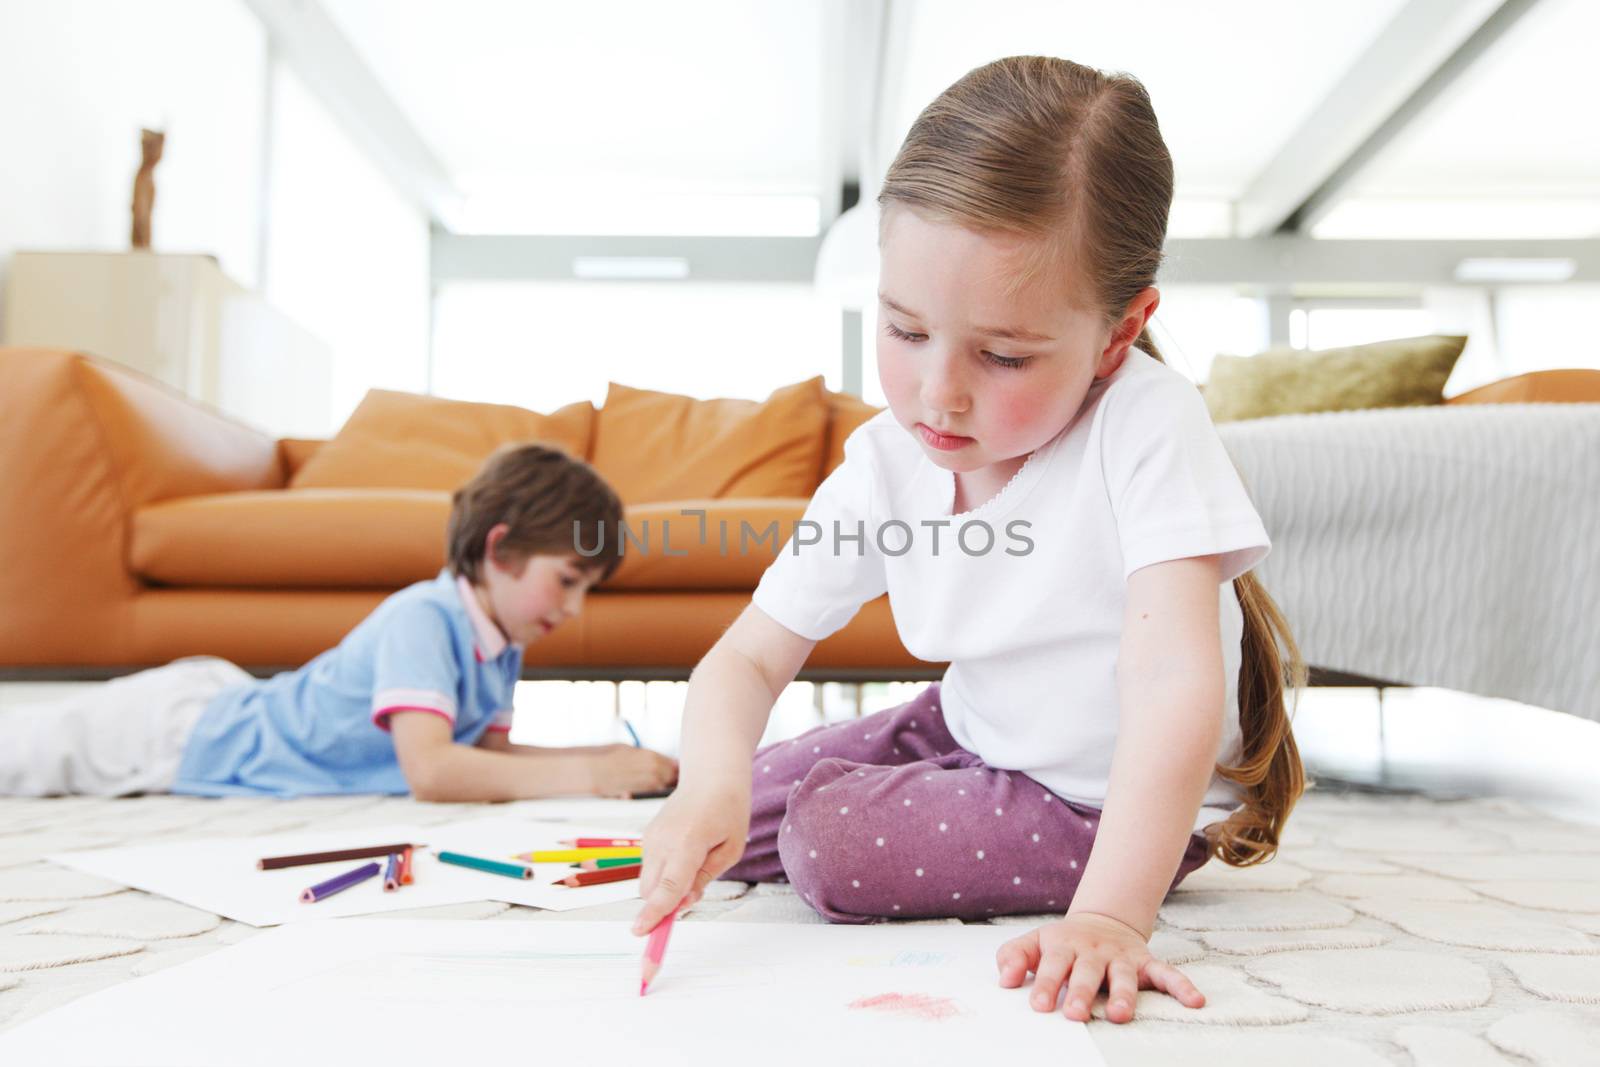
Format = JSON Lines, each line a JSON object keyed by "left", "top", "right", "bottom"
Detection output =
{"left": 752, "top": 348, "right": 1271, "bottom": 832}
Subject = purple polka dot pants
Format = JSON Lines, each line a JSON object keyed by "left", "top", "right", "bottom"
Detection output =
{"left": 722, "top": 683, "right": 1211, "bottom": 924}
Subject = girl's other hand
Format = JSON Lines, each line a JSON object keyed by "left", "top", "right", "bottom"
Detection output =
{"left": 995, "top": 912, "right": 1205, "bottom": 1023}
{"left": 631, "top": 782, "right": 749, "bottom": 935}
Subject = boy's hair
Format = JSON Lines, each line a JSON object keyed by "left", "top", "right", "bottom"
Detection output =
{"left": 881, "top": 56, "right": 1308, "bottom": 868}
{"left": 447, "top": 443, "right": 625, "bottom": 584}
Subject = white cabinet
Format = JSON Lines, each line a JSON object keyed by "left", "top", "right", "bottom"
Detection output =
{"left": 3, "top": 251, "right": 333, "bottom": 437}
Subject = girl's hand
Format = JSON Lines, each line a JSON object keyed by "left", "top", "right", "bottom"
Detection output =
{"left": 590, "top": 745, "right": 678, "bottom": 799}
{"left": 631, "top": 782, "right": 749, "bottom": 935}
{"left": 996, "top": 912, "right": 1205, "bottom": 1023}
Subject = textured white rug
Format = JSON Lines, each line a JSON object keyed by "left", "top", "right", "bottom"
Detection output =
{"left": 0, "top": 789, "right": 1597, "bottom": 1065}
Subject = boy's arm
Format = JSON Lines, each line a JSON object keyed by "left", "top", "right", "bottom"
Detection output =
{"left": 476, "top": 730, "right": 634, "bottom": 758}
{"left": 390, "top": 712, "right": 674, "bottom": 801}
{"left": 1067, "top": 554, "right": 1227, "bottom": 938}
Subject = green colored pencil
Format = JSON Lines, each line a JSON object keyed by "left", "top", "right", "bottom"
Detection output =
{"left": 438, "top": 850, "right": 533, "bottom": 880}
{"left": 570, "top": 857, "right": 646, "bottom": 871}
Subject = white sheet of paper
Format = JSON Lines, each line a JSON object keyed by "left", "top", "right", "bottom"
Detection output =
{"left": 48, "top": 818, "right": 648, "bottom": 926}
{"left": 0, "top": 921, "right": 1107, "bottom": 1066}
{"left": 493, "top": 796, "right": 666, "bottom": 828}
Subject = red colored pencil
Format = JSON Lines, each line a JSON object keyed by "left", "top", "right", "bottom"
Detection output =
{"left": 558, "top": 865, "right": 642, "bottom": 888}
{"left": 399, "top": 845, "right": 414, "bottom": 885}
{"left": 558, "top": 837, "right": 643, "bottom": 848}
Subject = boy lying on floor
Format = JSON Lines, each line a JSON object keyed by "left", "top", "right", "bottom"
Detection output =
{"left": 0, "top": 444, "right": 678, "bottom": 802}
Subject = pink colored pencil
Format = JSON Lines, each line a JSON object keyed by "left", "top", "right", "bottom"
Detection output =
{"left": 559, "top": 837, "right": 642, "bottom": 848}
{"left": 640, "top": 908, "right": 678, "bottom": 996}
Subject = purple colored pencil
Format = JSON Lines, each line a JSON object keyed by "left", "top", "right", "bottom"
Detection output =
{"left": 383, "top": 852, "right": 401, "bottom": 892}
{"left": 299, "top": 861, "right": 381, "bottom": 903}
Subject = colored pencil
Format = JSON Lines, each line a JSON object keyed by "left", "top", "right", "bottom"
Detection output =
{"left": 640, "top": 908, "right": 678, "bottom": 995}
{"left": 438, "top": 850, "right": 534, "bottom": 880}
{"left": 575, "top": 857, "right": 644, "bottom": 871}
{"left": 383, "top": 852, "right": 401, "bottom": 892}
{"left": 258, "top": 843, "right": 418, "bottom": 871}
{"left": 558, "top": 837, "right": 643, "bottom": 848}
{"left": 516, "top": 847, "right": 641, "bottom": 863}
{"left": 399, "top": 845, "right": 414, "bottom": 885}
{"left": 621, "top": 720, "right": 642, "bottom": 747}
{"left": 299, "top": 861, "right": 381, "bottom": 903}
{"left": 559, "top": 865, "right": 643, "bottom": 888}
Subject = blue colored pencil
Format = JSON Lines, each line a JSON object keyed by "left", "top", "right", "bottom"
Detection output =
{"left": 383, "top": 852, "right": 401, "bottom": 892}
{"left": 300, "top": 861, "right": 381, "bottom": 903}
{"left": 621, "top": 719, "right": 642, "bottom": 747}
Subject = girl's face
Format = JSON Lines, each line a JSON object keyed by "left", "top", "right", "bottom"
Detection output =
{"left": 876, "top": 206, "right": 1155, "bottom": 494}
{"left": 480, "top": 545, "right": 597, "bottom": 646}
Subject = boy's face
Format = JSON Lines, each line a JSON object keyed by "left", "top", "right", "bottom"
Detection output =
{"left": 481, "top": 548, "right": 599, "bottom": 646}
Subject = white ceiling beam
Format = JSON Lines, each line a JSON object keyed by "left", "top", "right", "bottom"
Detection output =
{"left": 241, "top": 0, "right": 458, "bottom": 226}
{"left": 1236, "top": 0, "right": 1547, "bottom": 237}
{"left": 1162, "top": 236, "right": 1600, "bottom": 286}
{"left": 432, "top": 234, "right": 823, "bottom": 283}
{"left": 433, "top": 233, "right": 1600, "bottom": 287}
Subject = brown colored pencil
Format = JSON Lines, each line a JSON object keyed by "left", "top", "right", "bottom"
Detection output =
{"left": 257, "top": 843, "right": 419, "bottom": 871}
{"left": 560, "top": 865, "right": 643, "bottom": 888}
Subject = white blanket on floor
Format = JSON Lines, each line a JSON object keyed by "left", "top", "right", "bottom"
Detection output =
{"left": 1218, "top": 402, "right": 1600, "bottom": 721}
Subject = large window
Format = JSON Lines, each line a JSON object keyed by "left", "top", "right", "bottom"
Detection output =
{"left": 263, "top": 66, "right": 431, "bottom": 428}
{"left": 1288, "top": 304, "right": 1433, "bottom": 352}
{"left": 430, "top": 281, "right": 838, "bottom": 407}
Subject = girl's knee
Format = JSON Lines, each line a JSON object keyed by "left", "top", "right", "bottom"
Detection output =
{"left": 776, "top": 759, "right": 890, "bottom": 922}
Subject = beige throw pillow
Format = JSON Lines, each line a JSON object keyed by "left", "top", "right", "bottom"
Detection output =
{"left": 1204, "top": 335, "right": 1467, "bottom": 423}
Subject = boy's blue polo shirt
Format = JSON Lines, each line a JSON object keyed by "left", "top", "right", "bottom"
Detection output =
{"left": 172, "top": 569, "right": 522, "bottom": 796}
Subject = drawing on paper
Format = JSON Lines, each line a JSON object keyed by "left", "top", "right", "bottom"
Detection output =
{"left": 846, "top": 951, "right": 952, "bottom": 968}
{"left": 848, "top": 992, "right": 963, "bottom": 1021}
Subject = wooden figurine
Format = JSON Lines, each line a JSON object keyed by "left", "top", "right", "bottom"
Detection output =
{"left": 131, "top": 128, "right": 165, "bottom": 249}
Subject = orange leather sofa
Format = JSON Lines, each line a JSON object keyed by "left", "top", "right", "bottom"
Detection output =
{"left": 5, "top": 347, "right": 1596, "bottom": 682}
{"left": 0, "top": 347, "right": 923, "bottom": 680}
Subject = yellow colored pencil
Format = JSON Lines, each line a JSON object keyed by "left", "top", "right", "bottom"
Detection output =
{"left": 514, "top": 847, "right": 643, "bottom": 863}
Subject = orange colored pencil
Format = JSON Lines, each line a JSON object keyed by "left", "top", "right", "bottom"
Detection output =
{"left": 399, "top": 845, "right": 414, "bottom": 885}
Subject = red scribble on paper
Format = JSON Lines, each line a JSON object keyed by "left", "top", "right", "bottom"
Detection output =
{"left": 848, "top": 992, "right": 962, "bottom": 1021}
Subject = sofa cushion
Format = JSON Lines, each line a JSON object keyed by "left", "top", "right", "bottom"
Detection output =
{"left": 289, "top": 389, "right": 596, "bottom": 491}
{"left": 590, "top": 377, "right": 828, "bottom": 504}
{"left": 1445, "top": 368, "right": 1600, "bottom": 405}
{"left": 1204, "top": 335, "right": 1466, "bottom": 422}
{"left": 132, "top": 489, "right": 452, "bottom": 588}
{"left": 131, "top": 492, "right": 807, "bottom": 592}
